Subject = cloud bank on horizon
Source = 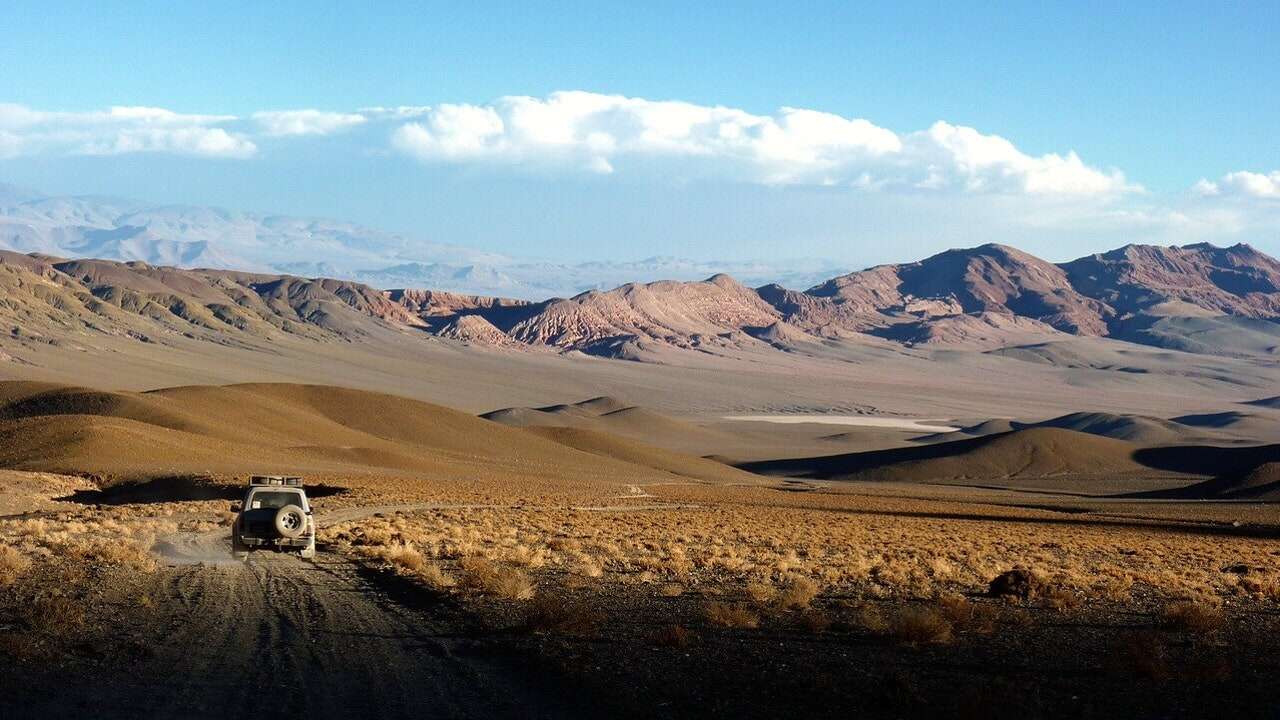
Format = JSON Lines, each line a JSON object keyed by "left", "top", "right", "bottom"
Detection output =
{"left": 4, "top": 92, "right": 1274, "bottom": 201}
{"left": 1, "top": 91, "right": 1277, "bottom": 266}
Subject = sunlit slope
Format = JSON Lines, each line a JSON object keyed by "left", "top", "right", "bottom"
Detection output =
{"left": 0, "top": 381, "right": 755, "bottom": 486}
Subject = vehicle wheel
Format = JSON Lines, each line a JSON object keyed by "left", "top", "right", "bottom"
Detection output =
{"left": 274, "top": 504, "right": 306, "bottom": 539}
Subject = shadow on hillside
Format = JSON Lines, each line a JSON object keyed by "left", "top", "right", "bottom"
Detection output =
{"left": 739, "top": 430, "right": 1280, "bottom": 499}
{"left": 57, "top": 475, "right": 350, "bottom": 505}
{"left": 737, "top": 433, "right": 993, "bottom": 477}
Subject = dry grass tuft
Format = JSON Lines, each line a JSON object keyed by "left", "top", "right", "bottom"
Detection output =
{"left": 380, "top": 543, "right": 427, "bottom": 573}
{"left": 0, "top": 545, "right": 31, "bottom": 586}
{"left": 658, "top": 582, "right": 685, "bottom": 597}
{"left": 794, "top": 609, "right": 832, "bottom": 633}
{"left": 522, "top": 596, "right": 603, "bottom": 635}
{"left": 459, "top": 556, "right": 536, "bottom": 600}
{"left": 418, "top": 562, "right": 456, "bottom": 590}
{"left": 704, "top": 602, "right": 760, "bottom": 629}
{"left": 571, "top": 555, "right": 604, "bottom": 578}
{"left": 745, "top": 580, "right": 777, "bottom": 604}
{"left": 651, "top": 624, "right": 697, "bottom": 648}
{"left": 847, "top": 603, "right": 888, "bottom": 634}
{"left": 1159, "top": 601, "right": 1224, "bottom": 634}
{"left": 776, "top": 576, "right": 820, "bottom": 610}
{"left": 1041, "top": 585, "right": 1082, "bottom": 612}
{"left": 936, "top": 594, "right": 998, "bottom": 634}
{"left": 64, "top": 539, "right": 158, "bottom": 573}
{"left": 889, "top": 606, "right": 953, "bottom": 645}
{"left": 353, "top": 525, "right": 396, "bottom": 547}
{"left": 24, "top": 594, "right": 85, "bottom": 636}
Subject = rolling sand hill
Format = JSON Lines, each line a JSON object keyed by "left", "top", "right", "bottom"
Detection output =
{"left": 0, "top": 381, "right": 758, "bottom": 492}
{"left": 913, "top": 412, "right": 1209, "bottom": 446}
{"left": 741, "top": 428, "right": 1151, "bottom": 481}
{"left": 1032, "top": 412, "right": 1208, "bottom": 445}
{"left": 743, "top": 423, "right": 1280, "bottom": 497}
{"left": 1125, "top": 447, "right": 1280, "bottom": 500}
{"left": 482, "top": 396, "right": 734, "bottom": 452}
{"left": 738, "top": 427, "right": 1221, "bottom": 494}
{"left": 522, "top": 426, "right": 758, "bottom": 484}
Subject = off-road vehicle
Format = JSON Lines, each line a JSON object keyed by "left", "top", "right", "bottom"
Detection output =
{"left": 230, "top": 476, "right": 316, "bottom": 559}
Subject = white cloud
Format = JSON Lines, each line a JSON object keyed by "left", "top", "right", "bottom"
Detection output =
{"left": 1194, "top": 170, "right": 1280, "bottom": 199}
{"left": 388, "top": 91, "right": 1132, "bottom": 195}
{"left": 358, "top": 105, "right": 433, "bottom": 119}
{"left": 0, "top": 103, "right": 256, "bottom": 158}
{"left": 909, "top": 122, "right": 1133, "bottom": 195}
{"left": 252, "top": 109, "right": 367, "bottom": 137}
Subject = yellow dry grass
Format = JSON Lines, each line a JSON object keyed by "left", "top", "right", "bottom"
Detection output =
{"left": 0, "top": 544, "right": 31, "bottom": 586}
{"left": 322, "top": 485, "right": 1280, "bottom": 607}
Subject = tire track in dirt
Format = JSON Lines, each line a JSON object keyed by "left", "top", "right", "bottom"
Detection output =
{"left": 9, "top": 505, "right": 586, "bottom": 720}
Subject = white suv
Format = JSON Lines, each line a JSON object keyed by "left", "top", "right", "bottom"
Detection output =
{"left": 231, "top": 476, "right": 316, "bottom": 559}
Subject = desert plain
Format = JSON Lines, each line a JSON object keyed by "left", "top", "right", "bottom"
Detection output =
{"left": 0, "top": 243, "right": 1279, "bottom": 719}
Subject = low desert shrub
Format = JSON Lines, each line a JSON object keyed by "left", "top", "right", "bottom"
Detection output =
{"left": 459, "top": 556, "right": 535, "bottom": 600}
{"left": 936, "top": 594, "right": 998, "bottom": 634}
{"left": 1094, "top": 575, "right": 1134, "bottom": 602}
{"left": 745, "top": 580, "right": 776, "bottom": 604}
{"left": 355, "top": 526, "right": 396, "bottom": 547}
{"left": 1041, "top": 585, "right": 1082, "bottom": 612}
{"left": 794, "top": 609, "right": 832, "bottom": 633}
{"left": 987, "top": 568, "right": 1043, "bottom": 600}
{"left": 571, "top": 555, "right": 603, "bottom": 578}
{"left": 651, "top": 624, "right": 696, "bottom": 648}
{"left": 418, "top": 562, "right": 456, "bottom": 590}
{"left": 24, "top": 594, "right": 85, "bottom": 636}
{"left": 776, "top": 576, "right": 820, "bottom": 610}
{"left": 889, "top": 606, "right": 953, "bottom": 645}
{"left": 847, "top": 603, "right": 888, "bottom": 634}
{"left": 522, "top": 597, "right": 603, "bottom": 635}
{"left": 65, "top": 540, "right": 157, "bottom": 573}
{"left": 379, "top": 543, "right": 427, "bottom": 574}
{"left": 1159, "top": 601, "right": 1223, "bottom": 634}
{"left": 704, "top": 602, "right": 760, "bottom": 629}
{"left": 0, "top": 545, "right": 31, "bottom": 586}
{"left": 658, "top": 582, "right": 685, "bottom": 597}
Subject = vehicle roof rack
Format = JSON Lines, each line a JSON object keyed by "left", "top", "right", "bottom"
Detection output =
{"left": 249, "top": 475, "right": 303, "bottom": 487}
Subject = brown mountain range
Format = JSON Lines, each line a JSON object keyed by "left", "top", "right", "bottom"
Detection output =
{"left": 2, "top": 242, "right": 1277, "bottom": 360}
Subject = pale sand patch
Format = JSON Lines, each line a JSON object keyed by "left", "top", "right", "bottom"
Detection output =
{"left": 723, "top": 415, "right": 959, "bottom": 433}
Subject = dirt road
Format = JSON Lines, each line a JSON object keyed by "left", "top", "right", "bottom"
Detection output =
{"left": 6, "top": 519, "right": 591, "bottom": 720}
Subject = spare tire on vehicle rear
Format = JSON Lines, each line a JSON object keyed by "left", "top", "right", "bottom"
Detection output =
{"left": 274, "top": 504, "right": 306, "bottom": 539}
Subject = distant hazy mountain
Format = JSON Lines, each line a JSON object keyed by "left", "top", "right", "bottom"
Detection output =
{"left": 0, "top": 184, "right": 846, "bottom": 298}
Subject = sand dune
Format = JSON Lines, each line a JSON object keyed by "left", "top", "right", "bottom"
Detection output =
{"left": 743, "top": 423, "right": 1280, "bottom": 498}
{"left": 523, "top": 426, "right": 759, "bottom": 484}
{"left": 915, "top": 411, "right": 1229, "bottom": 446}
{"left": 1126, "top": 454, "right": 1280, "bottom": 500}
{"left": 740, "top": 427, "right": 1152, "bottom": 481}
{"left": 482, "top": 397, "right": 732, "bottom": 452}
{"left": 1033, "top": 412, "right": 1202, "bottom": 445}
{"left": 0, "top": 381, "right": 755, "bottom": 489}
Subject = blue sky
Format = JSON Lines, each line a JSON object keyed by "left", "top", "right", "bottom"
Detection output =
{"left": 1, "top": 1, "right": 1277, "bottom": 266}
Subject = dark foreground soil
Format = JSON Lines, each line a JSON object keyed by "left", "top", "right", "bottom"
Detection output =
{"left": 3, "top": 537, "right": 1280, "bottom": 720}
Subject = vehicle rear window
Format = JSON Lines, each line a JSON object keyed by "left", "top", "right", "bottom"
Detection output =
{"left": 249, "top": 491, "right": 302, "bottom": 509}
